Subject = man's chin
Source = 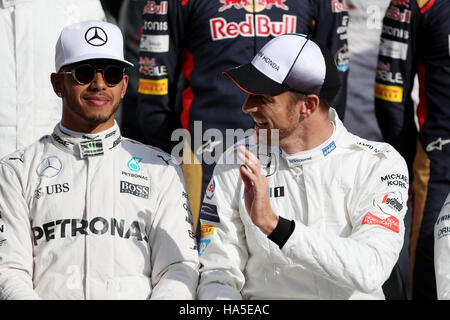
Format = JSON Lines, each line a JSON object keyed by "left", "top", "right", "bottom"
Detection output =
{"left": 82, "top": 107, "right": 117, "bottom": 125}
{"left": 81, "top": 113, "right": 114, "bottom": 126}
{"left": 86, "top": 116, "right": 109, "bottom": 125}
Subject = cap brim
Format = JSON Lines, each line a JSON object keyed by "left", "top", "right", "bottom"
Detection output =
{"left": 58, "top": 54, "right": 134, "bottom": 71}
{"left": 223, "top": 64, "right": 289, "bottom": 95}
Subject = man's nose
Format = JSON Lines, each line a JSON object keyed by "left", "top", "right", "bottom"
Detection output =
{"left": 242, "top": 95, "right": 259, "bottom": 114}
{"left": 89, "top": 70, "right": 108, "bottom": 90}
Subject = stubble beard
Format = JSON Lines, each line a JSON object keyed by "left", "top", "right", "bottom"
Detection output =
{"left": 69, "top": 101, "right": 118, "bottom": 125}
{"left": 63, "top": 82, "right": 119, "bottom": 126}
{"left": 269, "top": 105, "right": 300, "bottom": 148}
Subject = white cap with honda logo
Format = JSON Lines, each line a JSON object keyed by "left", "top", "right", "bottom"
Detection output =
{"left": 224, "top": 33, "right": 341, "bottom": 99}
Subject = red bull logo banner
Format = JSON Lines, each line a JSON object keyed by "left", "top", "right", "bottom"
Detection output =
{"left": 210, "top": 14, "right": 296, "bottom": 40}
{"left": 218, "top": 0, "right": 289, "bottom": 12}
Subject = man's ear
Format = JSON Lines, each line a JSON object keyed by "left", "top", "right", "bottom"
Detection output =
{"left": 120, "top": 74, "right": 129, "bottom": 98}
{"left": 298, "top": 94, "right": 320, "bottom": 119}
{"left": 50, "top": 73, "right": 64, "bottom": 98}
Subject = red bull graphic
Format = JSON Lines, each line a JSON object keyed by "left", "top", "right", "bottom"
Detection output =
{"left": 143, "top": 1, "right": 168, "bottom": 15}
{"left": 210, "top": 14, "right": 296, "bottom": 40}
{"left": 331, "top": 0, "right": 348, "bottom": 13}
{"left": 139, "top": 57, "right": 156, "bottom": 66}
{"left": 139, "top": 57, "right": 168, "bottom": 77}
{"left": 385, "top": 6, "right": 411, "bottom": 23}
{"left": 218, "top": 0, "right": 289, "bottom": 13}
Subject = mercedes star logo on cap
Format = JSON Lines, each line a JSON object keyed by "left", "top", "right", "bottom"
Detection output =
{"left": 85, "top": 26, "right": 108, "bottom": 46}
{"left": 36, "top": 156, "right": 63, "bottom": 178}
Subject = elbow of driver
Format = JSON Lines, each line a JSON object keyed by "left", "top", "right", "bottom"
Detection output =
{"left": 355, "top": 267, "right": 390, "bottom": 294}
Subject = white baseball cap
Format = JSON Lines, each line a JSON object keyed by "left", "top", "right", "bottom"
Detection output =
{"left": 55, "top": 20, "right": 133, "bottom": 72}
{"left": 223, "top": 34, "right": 341, "bottom": 99}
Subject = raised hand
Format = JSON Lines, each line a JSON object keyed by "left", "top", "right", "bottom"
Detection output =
{"left": 237, "top": 145, "right": 278, "bottom": 235}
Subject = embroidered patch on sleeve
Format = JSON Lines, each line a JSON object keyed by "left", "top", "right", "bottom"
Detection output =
{"left": 362, "top": 212, "right": 399, "bottom": 233}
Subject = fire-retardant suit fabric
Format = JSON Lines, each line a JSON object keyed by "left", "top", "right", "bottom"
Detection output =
{"left": 434, "top": 192, "right": 450, "bottom": 299}
{"left": 197, "top": 108, "right": 409, "bottom": 299}
{"left": 0, "top": 122, "right": 199, "bottom": 299}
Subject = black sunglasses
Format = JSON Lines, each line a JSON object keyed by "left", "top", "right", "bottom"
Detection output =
{"left": 59, "top": 64, "right": 125, "bottom": 86}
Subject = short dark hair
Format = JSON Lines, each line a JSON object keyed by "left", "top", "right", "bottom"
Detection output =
{"left": 288, "top": 91, "right": 333, "bottom": 112}
{"left": 319, "top": 97, "right": 333, "bottom": 110}
{"left": 287, "top": 91, "right": 305, "bottom": 105}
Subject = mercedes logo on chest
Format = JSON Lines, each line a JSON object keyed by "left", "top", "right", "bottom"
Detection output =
{"left": 36, "top": 156, "right": 63, "bottom": 178}
{"left": 85, "top": 26, "right": 108, "bottom": 46}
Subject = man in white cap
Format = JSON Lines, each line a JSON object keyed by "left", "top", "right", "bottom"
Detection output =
{"left": 0, "top": 20, "right": 199, "bottom": 300}
{"left": 197, "top": 33, "right": 408, "bottom": 299}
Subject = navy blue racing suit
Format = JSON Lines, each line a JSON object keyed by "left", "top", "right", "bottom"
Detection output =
{"left": 374, "top": 0, "right": 450, "bottom": 299}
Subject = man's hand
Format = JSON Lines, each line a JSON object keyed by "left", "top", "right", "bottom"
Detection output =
{"left": 237, "top": 145, "right": 278, "bottom": 235}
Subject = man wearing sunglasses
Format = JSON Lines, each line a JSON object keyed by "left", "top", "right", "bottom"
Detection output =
{"left": 0, "top": 20, "right": 199, "bottom": 300}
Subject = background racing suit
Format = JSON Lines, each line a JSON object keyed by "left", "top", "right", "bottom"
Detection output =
{"left": 0, "top": 122, "right": 199, "bottom": 299}
{"left": 0, "top": 0, "right": 105, "bottom": 159}
{"left": 434, "top": 192, "right": 450, "bottom": 299}
{"left": 136, "top": 0, "right": 350, "bottom": 233}
{"left": 197, "top": 108, "right": 409, "bottom": 299}
{"left": 374, "top": 0, "right": 450, "bottom": 299}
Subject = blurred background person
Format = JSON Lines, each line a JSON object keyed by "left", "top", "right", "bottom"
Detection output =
{"left": 100, "top": 0, "right": 146, "bottom": 141}
{"left": 374, "top": 0, "right": 450, "bottom": 300}
{"left": 344, "top": 0, "right": 390, "bottom": 142}
{"left": 345, "top": 0, "right": 415, "bottom": 299}
{"left": 109, "top": 0, "right": 150, "bottom": 142}
{"left": 434, "top": 192, "right": 450, "bottom": 299}
{"left": 0, "top": 0, "right": 106, "bottom": 159}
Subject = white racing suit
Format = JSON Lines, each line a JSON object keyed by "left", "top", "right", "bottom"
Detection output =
{"left": 197, "top": 108, "right": 409, "bottom": 299}
{"left": 434, "top": 192, "right": 450, "bottom": 299}
{"left": 0, "top": 122, "right": 199, "bottom": 299}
